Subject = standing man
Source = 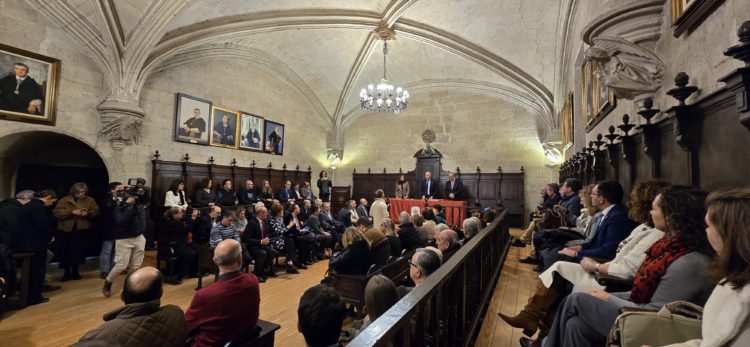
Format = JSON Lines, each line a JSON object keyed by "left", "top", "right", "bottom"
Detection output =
{"left": 14, "top": 190, "right": 57, "bottom": 305}
{"left": 0, "top": 63, "right": 44, "bottom": 114}
{"left": 370, "top": 189, "right": 389, "bottom": 230}
{"left": 444, "top": 172, "right": 462, "bottom": 200}
{"left": 421, "top": 171, "right": 438, "bottom": 200}
{"left": 103, "top": 193, "right": 148, "bottom": 297}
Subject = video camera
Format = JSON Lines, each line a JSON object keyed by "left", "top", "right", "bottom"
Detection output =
{"left": 115, "top": 178, "right": 147, "bottom": 205}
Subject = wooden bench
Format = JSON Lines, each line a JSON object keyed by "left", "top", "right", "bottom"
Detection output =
{"left": 329, "top": 255, "right": 410, "bottom": 316}
{"left": 195, "top": 244, "right": 218, "bottom": 290}
{"left": 225, "top": 319, "right": 281, "bottom": 347}
{"left": 8, "top": 252, "right": 34, "bottom": 309}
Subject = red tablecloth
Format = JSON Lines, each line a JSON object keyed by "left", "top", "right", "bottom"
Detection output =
{"left": 388, "top": 198, "right": 467, "bottom": 226}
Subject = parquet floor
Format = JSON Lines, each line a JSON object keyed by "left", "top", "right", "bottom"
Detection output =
{"left": 0, "top": 251, "right": 327, "bottom": 347}
{"left": 475, "top": 228, "right": 537, "bottom": 347}
{"left": 0, "top": 229, "right": 533, "bottom": 347}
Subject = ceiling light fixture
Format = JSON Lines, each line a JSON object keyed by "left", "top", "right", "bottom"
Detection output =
{"left": 359, "top": 26, "right": 409, "bottom": 114}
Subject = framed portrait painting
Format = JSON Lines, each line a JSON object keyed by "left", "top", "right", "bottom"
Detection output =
{"left": 671, "top": 0, "right": 723, "bottom": 37}
{"left": 581, "top": 60, "right": 595, "bottom": 128}
{"left": 0, "top": 43, "right": 61, "bottom": 125}
{"left": 594, "top": 61, "right": 617, "bottom": 122}
{"left": 209, "top": 105, "right": 239, "bottom": 149}
{"left": 561, "top": 91, "right": 574, "bottom": 151}
{"left": 174, "top": 93, "right": 211, "bottom": 145}
{"left": 239, "top": 112, "right": 264, "bottom": 152}
{"left": 264, "top": 120, "right": 284, "bottom": 155}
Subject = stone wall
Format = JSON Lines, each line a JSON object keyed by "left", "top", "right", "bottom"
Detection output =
{"left": 339, "top": 90, "right": 559, "bottom": 216}
{"left": 561, "top": 0, "right": 746, "bottom": 153}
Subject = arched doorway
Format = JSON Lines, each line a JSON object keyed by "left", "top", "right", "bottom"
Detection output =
{"left": 0, "top": 131, "right": 109, "bottom": 200}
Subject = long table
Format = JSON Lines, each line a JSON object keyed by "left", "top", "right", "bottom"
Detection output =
{"left": 388, "top": 198, "right": 467, "bottom": 226}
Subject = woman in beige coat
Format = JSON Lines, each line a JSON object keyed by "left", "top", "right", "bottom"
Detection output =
{"left": 395, "top": 175, "right": 410, "bottom": 199}
{"left": 53, "top": 182, "right": 99, "bottom": 281}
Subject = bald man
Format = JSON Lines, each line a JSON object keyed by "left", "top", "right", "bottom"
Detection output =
{"left": 185, "top": 240, "right": 260, "bottom": 347}
{"left": 79, "top": 267, "right": 186, "bottom": 346}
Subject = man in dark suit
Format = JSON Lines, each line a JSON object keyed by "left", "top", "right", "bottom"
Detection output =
{"left": 241, "top": 206, "right": 276, "bottom": 282}
{"left": 237, "top": 180, "right": 258, "bottom": 205}
{"left": 319, "top": 202, "right": 343, "bottom": 243}
{"left": 299, "top": 199, "right": 312, "bottom": 221}
{"left": 420, "top": 171, "right": 439, "bottom": 199}
{"left": 278, "top": 181, "right": 294, "bottom": 205}
{"left": 185, "top": 240, "right": 260, "bottom": 346}
{"left": 444, "top": 171, "right": 462, "bottom": 200}
{"left": 243, "top": 126, "right": 260, "bottom": 149}
{"left": 397, "top": 212, "right": 424, "bottom": 252}
{"left": 0, "top": 63, "right": 44, "bottom": 114}
{"left": 356, "top": 198, "right": 369, "bottom": 219}
{"left": 552, "top": 181, "right": 637, "bottom": 268}
{"left": 337, "top": 200, "right": 357, "bottom": 228}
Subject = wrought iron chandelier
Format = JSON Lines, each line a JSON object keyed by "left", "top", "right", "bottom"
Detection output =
{"left": 360, "top": 28, "right": 409, "bottom": 114}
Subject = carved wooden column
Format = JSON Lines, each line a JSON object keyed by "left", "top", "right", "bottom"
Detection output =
{"left": 604, "top": 126, "right": 621, "bottom": 182}
{"left": 637, "top": 98, "right": 662, "bottom": 178}
{"left": 618, "top": 114, "right": 637, "bottom": 183}
{"left": 208, "top": 156, "right": 215, "bottom": 178}
{"left": 665, "top": 72, "right": 700, "bottom": 186}
{"left": 593, "top": 134, "right": 607, "bottom": 182}
{"left": 720, "top": 20, "right": 750, "bottom": 132}
{"left": 250, "top": 160, "right": 256, "bottom": 181}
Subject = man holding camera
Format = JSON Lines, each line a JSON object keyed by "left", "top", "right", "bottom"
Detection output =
{"left": 103, "top": 185, "right": 148, "bottom": 297}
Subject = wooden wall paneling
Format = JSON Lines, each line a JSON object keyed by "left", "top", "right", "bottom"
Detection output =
{"left": 150, "top": 160, "right": 184, "bottom": 209}
{"left": 697, "top": 97, "right": 750, "bottom": 189}
{"left": 211, "top": 165, "right": 234, "bottom": 190}
{"left": 185, "top": 163, "right": 210, "bottom": 199}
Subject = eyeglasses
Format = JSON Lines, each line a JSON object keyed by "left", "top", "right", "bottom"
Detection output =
{"left": 407, "top": 260, "right": 422, "bottom": 272}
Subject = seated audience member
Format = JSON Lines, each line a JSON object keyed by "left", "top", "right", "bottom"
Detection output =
{"left": 556, "top": 184, "right": 600, "bottom": 247}
{"left": 306, "top": 205, "right": 333, "bottom": 258}
{"left": 164, "top": 179, "right": 188, "bottom": 210}
{"left": 356, "top": 216, "right": 386, "bottom": 248}
{"left": 237, "top": 180, "right": 258, "bottom": 205}
{"left": 300, "top": 181, "right": 314, "bottom": 201}
{"left": 215, "top": 179, "right": 238, "bottom": 206}
{"left": 279, "top": 181, "right": 295, "bottom": 206}
{"left": 400, "top": 247, "right": 442, "bottom": 296}
{"left": 285, "top": 204, "right": 315, "bottom": 265}
{"left": 292, "top": 183, "right": 304, "bottom": 202}
{"left": 356, "top": 198, "right": 369, "bottom": 219}
{"left": 558, "top": 178, "right": 583, "bottom": 226}
{"left": 461, "top": 217, "right": 481, "bottom": 244}
{"left": 328, "top": 227, "right": 371, "bottom": 276}
{"left": 422, "top": 209, "right": 438, "bottom": 246}
{"left": 193, "top": 178, "right": 216, "bottom": 208}
{"left": 163, "top": 207, "right": 196, "bottom": 284}
{"left": 413, "top": 214, "right": 427, "bottom": 242}
{"left": 499, "top": 180, "right": 668, "bottom": 338}
{"left": 320, "top": 202, "right": 344, "bottom": 237}
{"left": 79, "top": 267, "right": 186, "bottom": 347}
{"left": 185, "top": 240, "right": 260, "bottom": 347}
{"left": 660, "top": 188, "right": 750, "bottom": 347}
{"left": 338, "top": 200, "right": 358, "bottom": 228}
{"left": 259, "top": 180, "right": 274, "bottom": 205}
{"left": 340, "top": 275, "right": 400, "bottom": 343}
{"left": 548, "top": 181, "right": 637, "bottom": 267}
{"left": 267, "top": 204, "right": 302, "bottom": 271}
{"left": 209, "top": 210, "right": 239, "bottom": 247}
{"left": 424, "top": 246, "right": 443, "bottom": 264}
{"left": 539, "top": 180, "right": 667, "bottom": 270}
{"left": 233, "top": 207, "right": 248, "bottom": 234}
{"left": 242, "top": 206, "right": 278, "bottom": 282}
{"left": 514, "top": 183, "right": 559, "bottom": 249}
{"left": 436, "top": 229, "right": 460, "bottom": 263}
{"left": 14, "top": 190, "right": 56, "bottom": 305}
{"left": 381, "top": 218, "right": 401, "bottom": 257}
{"left": 298, "top": 285, "right": 346, "bottom": 347}
{"left": 540, "top": 186, "right": 716, "bottom": 347}
{"left": 192, "top": 206, "right": 220, "bottom": 245}
{"left": 432, "top": 204, "right": 446, "bottom": 224}
{"left": 299, "top": 199, "right": 312, "bottom": 221}
{"left": 398, "top": 212, "right": 423, "bottom": 252}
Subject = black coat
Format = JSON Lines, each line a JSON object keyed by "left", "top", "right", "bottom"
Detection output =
{"left": 164, "top": 219, "right": 191, "bottom": 246}
{"left": 237, "top": 187, "right": 258, "bottom": 205}
{"left": 0, "top": 198, "right": 22, "bottom": 246}
{"left": 398, "top": 223, "right": 424, "bottom": 252}
{"left": 387, "top": 235, "right": 401, "bottom": 258}
{"left": 329, "top": 240, "right": 371, "bottom": 275}
{"left": 337, "top": 208, "right": 353, "bottom": 227}
{"left": 99, "top": 193, "right": 118, "bottom": 241}
{"left": 215, "top": 188, "right": 237, "bottom": 206}
{"left": 13, "top": 199, "right": 54, "bottom": 252}
{"left": 444, "top": 179, "right": 463, "bottom": 199}
{"left": 0, "top": 74, "right": 44, "bottom": 114}
{"left": 112, "top": 204, "right": 147, "bottom": 239}
{"left": 191, "top": 215, "right": 213, "bottom": 245}
{"left": 242, "top": 217, "right": 266, "bottom": 247}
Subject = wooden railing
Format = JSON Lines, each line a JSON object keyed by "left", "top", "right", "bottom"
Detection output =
{"left": 349, "top": 210, "right": 511, "bottom": 347}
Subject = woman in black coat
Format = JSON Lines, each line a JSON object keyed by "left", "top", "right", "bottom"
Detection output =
{"left": 163, "top": 207, "right": 196, "bottom": 283}
{"left": 329, "top": 227, "right": 372, "bottom": 276}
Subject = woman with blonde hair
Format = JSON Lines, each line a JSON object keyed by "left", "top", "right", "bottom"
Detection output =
{"left": 381, "top": 218, "right": 401, "bottom": 257}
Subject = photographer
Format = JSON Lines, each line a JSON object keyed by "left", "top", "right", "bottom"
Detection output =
{"left": 102, "top": 188, "right": 147, "bottom": 297}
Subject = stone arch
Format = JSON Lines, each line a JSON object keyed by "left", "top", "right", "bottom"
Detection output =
{"left": 0, "top": 130, "right": 111, "bottom": 198}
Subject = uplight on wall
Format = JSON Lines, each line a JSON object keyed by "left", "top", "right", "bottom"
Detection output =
{"left": 543, "top": 143, "right": 563, "bottom": 168}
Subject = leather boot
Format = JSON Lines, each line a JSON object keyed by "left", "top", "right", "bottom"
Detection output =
{"left": 498, "top": 280, "right": 561, "bottom": 336}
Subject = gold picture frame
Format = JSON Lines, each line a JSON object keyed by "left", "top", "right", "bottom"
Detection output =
{"left": 0, "top": 43, "right": 61, "bottom": 126}
{"left": 582, "top": 60, "right": 617, "bottom": 131}
{"left": 209, "top": 105, "right": 239, "bottom": 149}
{"left": 671, "top": 0, "right": 725, "bottom": 37}
{"left": 561, "top": 91, "right": 574, "bottom": 151}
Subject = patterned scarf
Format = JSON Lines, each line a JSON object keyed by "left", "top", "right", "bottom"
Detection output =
{"left": 630, "top": 236, "right": 694, "bottom": 303}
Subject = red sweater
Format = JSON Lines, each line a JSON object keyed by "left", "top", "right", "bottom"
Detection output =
{"left": 184, "top": 272, "right": 260, "bottom": 347}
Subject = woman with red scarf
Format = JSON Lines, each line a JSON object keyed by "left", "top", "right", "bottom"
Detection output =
{"left": 540, "top": 186, "right": 716, "bottom": 347}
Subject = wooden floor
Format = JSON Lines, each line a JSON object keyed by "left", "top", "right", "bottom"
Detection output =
{"left": 0, "top": 251, "right": 327, "bottom": 347}
{"left": 0, "top": 230, "right": 534, "bottom": 347}
{"left": 475, "top": 228, "right": 537, "bottom": 347}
